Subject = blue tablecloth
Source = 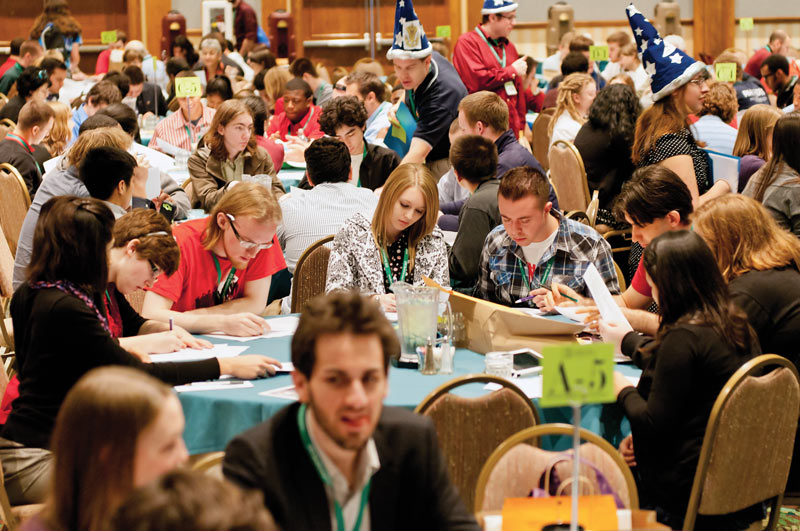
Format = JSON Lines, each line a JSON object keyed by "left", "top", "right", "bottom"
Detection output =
{"left": 180, "top": 324, "right": 638, "bottom": 454}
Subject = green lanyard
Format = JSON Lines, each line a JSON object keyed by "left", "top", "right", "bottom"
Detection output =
{"left": 6, "top": 133, "right": 43, "bottom": 175}
{"left": 212, "top": 255, "right": 237, "bottom": 302}
{"left": 297, "top": 404, "right": 372, "bottom": 531}
{"left": 381, "top": 247, "right": 408, "bottom": 286}
{"left": 184, "top": 124, "right": 195, "bottom": 145}
{"left": 517, "top": 256, "right": 554, "bottom": 293}
{"left": 406, "top": 90, "right": 418, "bottom": 120}
{"left": 296, "top": 106, "right": 316, "bottom": 137}
{"left": 475, "top": 27, "right": 506, "bottom": 68}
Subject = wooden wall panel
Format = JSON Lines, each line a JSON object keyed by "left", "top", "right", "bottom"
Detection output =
{"left": 694, "top": 0, "right": 734, "bottom": 60}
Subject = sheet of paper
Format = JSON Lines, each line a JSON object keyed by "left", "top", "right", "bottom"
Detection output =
{"left": 485, "top": 377, "right": 543, "bottom": 399}
{"left": 583, "top": 264, "right": 631, "bottom": 328}
{"left": 442, "top": 230, "right": 457, "bottom": 246}
{"left": 155, "top": 137, "right": 182, "bottom": 157}
{"left": 384, "top": 311, "right": 398, "bottom": 322}
{"left": 174, "top": 380, "right": 254, "bottom": 392}
{"left": 553, "top": 306, "right": 585, "bottom": 323}
{"left": 209, "top": 316, "right": 300, "bottom": 342}
{"left": 625, "top": 375, "right": 640, "bottom": 387}
{"left": 706, "top": 149, "right": 740, "bottom": 193}
{"left": 145, "top": 166, "right": 162, "bottom": 199}
{"left": 259, "top": 385, "right": 298, "bottom": 401}
{"left": 276, "top": 361, "right": 294, "bottom": 373}
{"left": 150, "top": 344, "right": 248, "bottom": 363}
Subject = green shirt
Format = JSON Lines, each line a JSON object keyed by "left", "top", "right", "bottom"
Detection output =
{"left": 0, "top": 63, "right": 24, "bottom": 95}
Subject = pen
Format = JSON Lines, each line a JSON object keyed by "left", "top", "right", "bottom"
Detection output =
{"left": 169, "top": 318, "right": 173, "bottom": 331}
{"left": 515, "top": 291, "right": 579, "bottom": 304}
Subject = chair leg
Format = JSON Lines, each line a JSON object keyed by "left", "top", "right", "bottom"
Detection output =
{"left": 766, "top": 494, "right": 783, "bottom": 531}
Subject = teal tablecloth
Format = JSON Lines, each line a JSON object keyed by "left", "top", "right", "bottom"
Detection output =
{"left": 180, "top": 323, "right": 639, "bottom": 454}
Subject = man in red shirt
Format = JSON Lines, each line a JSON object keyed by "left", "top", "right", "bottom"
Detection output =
{"left": 266, "top": 78, "right": 323, "bottom": 141}
{"left": 452, "top": 0, "right": 532, "bottom": 136}
{"left": 230, "top": 0, "right": 259, "bottom": 58}
{"left": 0, "top": 38, "right": 24, "bottom": 79}
{"left": 744, "top": 30, "right": 790, "bottom": 79}
{"left": 142, "top": 183, "right": 286, "bottom": 336}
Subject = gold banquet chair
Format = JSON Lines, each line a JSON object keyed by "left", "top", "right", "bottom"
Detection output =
{"left": 0, "top": 163, "right": 31, "bottom": 258}
{"left": 548, "top": 140, "right": 598, "bottom": 227}
{"left": 290, "top": 235, "right": 334, "bottom": 313}
{"left": 532, "top": 108, "right": 555, "bottom": 173}
{"left": 683, "top": 354, "right": 800, "bottom": 531}
{"left": 415, "top": 375, "right": 540, "bottom": 511}
{"left": 474, "top": 423, "right": 639, "bottom": 514}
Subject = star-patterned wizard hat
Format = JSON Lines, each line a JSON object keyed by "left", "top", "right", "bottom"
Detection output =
{"left": 482, "top": 0, "right": 518, "bottom": 14}
{"left": 626, "top": 3, "right": 705, "bottom": 101}
{"left": 386, "top": 0, "right": 432, "bottom": 60}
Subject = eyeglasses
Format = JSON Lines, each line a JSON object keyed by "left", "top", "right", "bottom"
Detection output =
{"left": 148, "top": 260, "right": 162, "bottom": 278}
{"left": 226, "top": 214, "right": 273, "bottom": 251}
{"left": 688, "top": 76, "right": 708, "bottom": 86}
{"left": 334, "top": 83, "right": 347, "bottom": 92}
{"left": 498, "top": 14, "right": 517, "bottom": 21}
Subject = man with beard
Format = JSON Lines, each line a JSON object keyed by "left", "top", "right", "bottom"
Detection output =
{"left": 142, "top": 183, "right": 285, "bottom": 337}
{"left": 223, "top": 291, "right": 479, "bottom": 531}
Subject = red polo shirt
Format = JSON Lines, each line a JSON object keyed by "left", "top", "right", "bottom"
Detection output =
{"left": 266, "top": 105, "right": 323, "bottom": 141}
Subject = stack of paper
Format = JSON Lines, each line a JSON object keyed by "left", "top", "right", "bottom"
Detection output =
{"left": 150, "top": 344, "right": 248, "bottom": 363}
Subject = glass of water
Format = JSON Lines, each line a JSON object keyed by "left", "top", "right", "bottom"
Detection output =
{"left": 484, "top": 351, "right": 513, "bottom": 380}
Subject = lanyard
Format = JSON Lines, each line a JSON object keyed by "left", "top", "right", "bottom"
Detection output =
{"left": 212, "top": 255, "right": 237, "bottom": 302}
{"left": 517, "top": 256, "right": 554, "bottom": 293}
{"left": 297, "top": 404, "right": 371, "bottom": 531}
{"left": 381, "top": 247, "right": 408, "bottom": 286}
{"left": 6, "top": 133, "right": 43, "bottom": 174}
{"left": 407, "top": 90, "right": 418, "bottom": 120}
{"left": 184, "top": 125, "right": 195, "bottom": 145}
{"left": 295, "top": 106, "right": 315, "bottom": 137}
{"left": 475, "top": 27, "right": 506, "bottom": 68}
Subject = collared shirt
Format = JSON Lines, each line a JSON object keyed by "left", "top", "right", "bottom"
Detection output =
{"left": 474, "top": 213, "right": 619, "bottom": 306}
{"left": 233, "top": 0, "right": 259, "bottom": 47}
{"left": 266, "top": 105, "right": 323, "bottom": 141}
{"left": 150, "top": 105, "right": 216, "bottom": 153}
{"left": 68, "top": 104, "right": 89, "bottom": 146}
{"left": 364, "top": 101, "right": 392, "bottom": 146}
{"left": 102, "top": 200, "right": 128, "bottom": 219}
{"left": 690, "top": 115, "right": 737, "bottom": 156}
{"left": 278, "top": 181, "right": 378, "bottom": 272}
{"left": 305, "top": 407, "right": 380, "bottom": 531}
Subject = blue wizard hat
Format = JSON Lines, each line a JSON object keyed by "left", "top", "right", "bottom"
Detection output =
{"left": 482, "top": 0, "right": 518, "bottom": 14}
{"left": 386, "top": 0, "right": 432, "bottom": 60}
{"left": 626, "top": 3, "right": 705, "bottom": 101}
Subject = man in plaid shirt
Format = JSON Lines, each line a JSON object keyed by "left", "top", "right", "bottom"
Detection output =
{"left": 475, "top": 166, "right": 619, "bottom": 306}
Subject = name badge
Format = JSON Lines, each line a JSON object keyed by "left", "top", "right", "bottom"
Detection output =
{"left": 504, "top": 80, "right": 518, "bottom": 96}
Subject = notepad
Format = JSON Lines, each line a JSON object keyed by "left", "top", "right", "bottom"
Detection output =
{"left": 209, "top": 316, "right": 300, "bottom": 342}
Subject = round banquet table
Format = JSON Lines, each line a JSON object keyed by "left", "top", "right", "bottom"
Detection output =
{"left": 179, "top": 318, "right": 639, "bottom": 455}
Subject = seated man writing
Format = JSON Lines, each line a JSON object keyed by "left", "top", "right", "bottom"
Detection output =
{"left": 142, "top": 183, "right": 285, "bottom": 336}
{"left": 539, "top": 166, "right": 693, "bottom": 334}
{"left": 266, "top": 78, "right": 323, "bottom": 142}
{"left": 475, "top": 166, "right": 618, "bottom": 306}
{"left": 222, "top": 291, "right": 479, "bottom": 531}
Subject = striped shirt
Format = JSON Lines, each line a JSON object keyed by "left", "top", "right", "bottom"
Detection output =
{"left": 690, "top": 115, "right": 737, "bottom": 156}
{"left": 150, "top": 105, "right": 216, "bottom": 154}
{"left": 475, "top": 212, "right": 619, "bottom": 306}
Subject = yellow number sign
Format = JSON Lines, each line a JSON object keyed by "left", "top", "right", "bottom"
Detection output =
{"left": 739, "top": 18, "right": 754, "bottom": 31}
{"left": 589, "top": 45, "right": 609, "bottom": 62}
{"left": 175, "top": 77, "right": 203, "bottom": 98}
{"left": 436, "top": 25, "right": 451, "bottom": 39}
{"left": 715, "top": 63, "right": 737, "bottom": 82}
{"left": 101, "top": 30, "right": 118, "bottom": 44}
{"left": 541, "top": 343, "right": 615, "bottom": 407}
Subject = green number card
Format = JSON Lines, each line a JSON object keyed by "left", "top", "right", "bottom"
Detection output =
{"left": 739, "top": 18, "right": 754, "bottom": 31}
{"left": 436, "top": 25, "right": 451, "bottom": 39}
{"left": 101, "top": 30, "right": 118, "bottom": 44}
{"left": 541, "top": 343, "right": 615, "bottom": 408}
{"left": 175, "top": 77, "right": 203, "bottom": 98}
{"left": 715, "top": 63, "right": 737, "bottom": 82}
{"left": 589, "top": 45, "right": 609, "bottom": 62}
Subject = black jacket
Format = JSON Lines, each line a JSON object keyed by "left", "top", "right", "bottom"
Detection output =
{"left": 223, "top": 402, "right": 479, "bottom": 531}
{"left": 297, "top": 142, "right": 401, "bottom": 191}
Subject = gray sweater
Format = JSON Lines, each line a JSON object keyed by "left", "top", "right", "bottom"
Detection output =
{"left": 743, "top": 163, "right": 800, "bottom": 237}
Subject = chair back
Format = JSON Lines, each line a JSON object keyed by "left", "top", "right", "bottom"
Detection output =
{"left": 0, "top": 118, "right": 14, "bottom": 142}
{"left": 684, "top": 354, "right": 800, "bottom": 531}
{"left": 290, "top": 235, "right": 334, "bottom": 313}
{"left": 190, "top": 451, "right": 225, "bottom": 479}
{"left": 415, "top": 374, "right": 540, "bottom": 511}
{"left": 613, "top": 261, "right": 627, "bottom": 292}
{"left": 548, "top": 140, "right": 592, "bottom": 215}
{"left": 0, "top": 163, "right": 32, "bottom": 257}
{"left": 0, "top": 224, "right": 13, "bottom": 301}
{"left": 475, "top": 423, "right": 639, "bottom": 514}
{"left": 124, "top": 289, "right": 147, "bottom": 315}
{"left": 0, "top": 93, "right": 8, "bottom": 111}
{"left": 532, "top": 109, "right": 555, "bottom": 172}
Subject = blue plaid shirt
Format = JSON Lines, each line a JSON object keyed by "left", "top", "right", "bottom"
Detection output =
{"left": 474, "top": 213, "right": 620, "bottom": 306}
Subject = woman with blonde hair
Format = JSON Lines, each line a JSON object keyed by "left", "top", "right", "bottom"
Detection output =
{"left": 40, "top": 101, "right": 71, "bottom": 159}
{"left": 326, "top": 164, "right": 449, "bottom": 310}
{"left": 733, "top": 104, "right": 782, "bottom": 191}
{"left": 31, "top": 366, "right": 190, "bottom": 531}
{"left": 188, "top": 98, "right": 283, "bottom": 210}
{"left": 548, "top": 72, "right": 596, "bottom": 147}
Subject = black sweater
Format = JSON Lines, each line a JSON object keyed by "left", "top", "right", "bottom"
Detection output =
{"left": 618, "top": 324, "right": 756, "bottom": 521}
{"left": 2, "top": 284, "right": 220, "bottom": 449}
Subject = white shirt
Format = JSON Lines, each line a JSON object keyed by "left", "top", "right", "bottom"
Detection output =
{"left": 521, "top": 228, "right": 558, "bottom": 267}
{"left": 550, "top": 113, "right": 583, "bottom": 147}
{"left": 601, "top": 61, "right": 621, "bottom": 81}
{"left": 306, "top": 407, "right": 380, "bottom": 531}
{"left": 350, "top": 151, "right": 364, "bottom": 186}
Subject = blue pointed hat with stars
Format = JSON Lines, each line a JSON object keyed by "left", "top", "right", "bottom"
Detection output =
{"left": 386, "top": 0, "right": 432, "bottom": 60}
{"left": 626, "top": 3, "right": 705, "bottom": 101}
{"left": 482, "top": 0, "right": 518, "bottom": 15}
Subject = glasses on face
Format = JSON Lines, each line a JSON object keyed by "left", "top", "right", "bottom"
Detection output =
{"left": 334, "top": 83, "right": 347, "bottom": 92}
{"left": 498, "top": 14, "right": 516, "bottom": 21}
{"left": 226, "top": 214, "right": 273, "bottom": 251}
{"left": 148, "top": 260, "right": 162, "bottom": 278}
{"left": 688, "top": 76, "right": 708, "bottom": 86}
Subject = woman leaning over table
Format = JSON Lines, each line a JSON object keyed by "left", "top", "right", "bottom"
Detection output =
{"left": 0, "top": 196, "right": 280, "bottom": 506}
{"left": 188, "top": 98, "right": 283, "bottom": 211}
{"left": 600, "top": 230, "right": 760, "bottom": 530}
{"left": 326, "top": 163, "right": 449, "bottom": 311}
